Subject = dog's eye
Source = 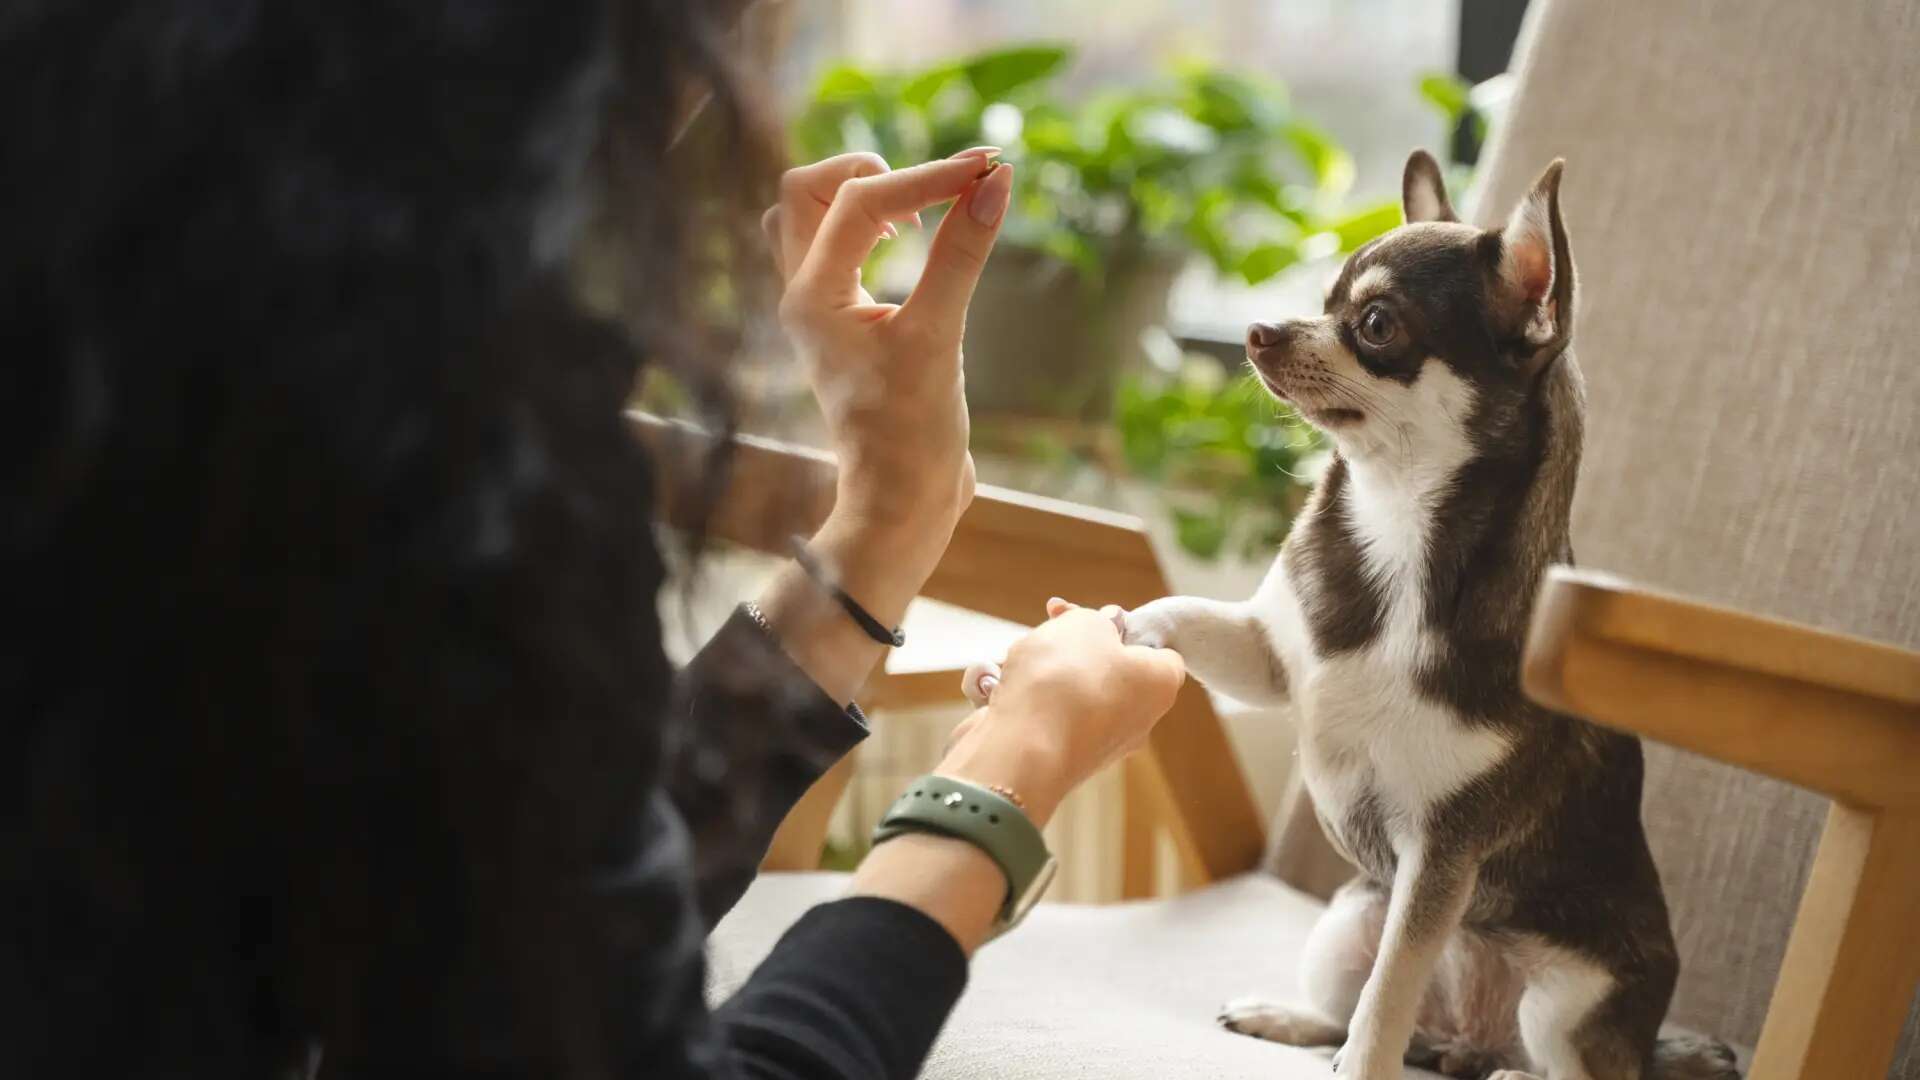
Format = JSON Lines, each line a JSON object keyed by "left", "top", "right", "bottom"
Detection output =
{"left": 1358, "top": 304, "right": 1397, "bottom": 348}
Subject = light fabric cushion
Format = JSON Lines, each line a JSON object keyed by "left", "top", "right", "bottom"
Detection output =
{"left": 709, "top": 872, "right": 1438, "bottom": 1080}
{"left": 710, "top": 874, "right": 1747, "bottom": 1078}
{"left": 1470, "top": 0, "right": 1920, "bottom": 1069}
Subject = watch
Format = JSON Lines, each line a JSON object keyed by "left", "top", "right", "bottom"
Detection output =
{"left": 871, "top": 774, "right": 1058, "bottom": 939}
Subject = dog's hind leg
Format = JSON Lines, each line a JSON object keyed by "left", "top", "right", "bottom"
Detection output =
{"left": 1512, "top": 944, "right": 1622, "bottom": 1079}
{"left": 1218, "top": 878, "right": 1384, "bottom": 1046}
{"left": 1511, "top": 940, "right": 1732, "bottom": 1080}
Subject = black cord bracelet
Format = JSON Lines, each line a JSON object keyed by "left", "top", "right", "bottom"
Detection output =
{"left": 788, "top": 535, "right": 906, "bottom": 648}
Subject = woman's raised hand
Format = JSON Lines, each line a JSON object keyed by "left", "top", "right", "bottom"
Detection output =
{"left": 763, "top": 149, "right": 1012, "bottom": 568}
{"left": 750, "top": 151, "right": 1013, "bottom": 708}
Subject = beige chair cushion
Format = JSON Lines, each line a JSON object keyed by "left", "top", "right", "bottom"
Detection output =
{"left": 711, "top": 874, "right": 1749, "bottom": 1078}
{"left": 710, "top": 872, "right": 1420, "bottom": 1079}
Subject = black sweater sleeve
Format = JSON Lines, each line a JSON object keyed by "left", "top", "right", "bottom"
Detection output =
{"left": 667, "top": 609, "right": 871, "bottom": 928}
{"left": 588, "top": 791, "right": 966, "bottom": 1080}
{"left": 709, "top": 897, "right": 969, "bottom": 1079}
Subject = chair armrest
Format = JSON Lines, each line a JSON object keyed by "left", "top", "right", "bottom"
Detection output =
{"left": 1522, "top": 566, "right": 1920, "bottom": 809}
{"left": 1525, "top": 567, "right": 1920, "bottom": 1078}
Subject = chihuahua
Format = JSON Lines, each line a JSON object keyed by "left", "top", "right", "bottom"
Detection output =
{"left": 1120, "top": 153, "right": 1738, "bottom": 1080}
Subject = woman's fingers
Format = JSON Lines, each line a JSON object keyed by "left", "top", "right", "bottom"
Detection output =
{"left": 789, "top": 155, "right": 1005, "bottom": 312}
{"left": 1059, "top": 602, "right": 1126, "bottom": 638}
{"left": 772, "top": 152, "right": 891, "bottom": 280}
{"left": 768, "top": 201, "right": 893, "bottom": 283}
{"left": 1126, "top": 643, "right": 1188, "bottom": 694}
{"left": 900, "top": 161, "right": 1012, "bottom": 337}
{"left": 1045, "top": 597, "right": 1127, "bottom": 638}
{"left": 960, "top": 660, "right": 1002, "bottom": 707}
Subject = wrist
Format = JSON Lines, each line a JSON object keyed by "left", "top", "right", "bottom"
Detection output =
{"left": 833, "top": 453, "right": 972, "bottom": 553}
{"left": 812, "top": 508, "right": 952, "bottom": 599}
{"left": 826, "top": 496, "right": 960, "bottom": 562}
{"left": 935, "top": 707, "right": 1072, "bottom": 829}
{"left": 849, "top": 831, "right": 1003, "bottom": 954}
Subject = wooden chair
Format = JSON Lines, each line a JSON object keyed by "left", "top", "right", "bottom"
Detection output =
{"left": 696, "top": 1, "right": 1920, "bottom": 1075}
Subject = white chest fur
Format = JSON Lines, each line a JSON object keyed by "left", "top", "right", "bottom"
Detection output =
{"left": 1260, "top": 372, "right": 1511, "bottom": 851}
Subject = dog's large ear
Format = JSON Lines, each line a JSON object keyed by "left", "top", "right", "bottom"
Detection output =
{"left": 1401, "top": 149, "right": 1457, "bottom": 224}
{"left": 1495, "top": 158, "right": 1573, "bottom": 357}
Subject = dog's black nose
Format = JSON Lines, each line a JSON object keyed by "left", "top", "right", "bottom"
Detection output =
{"left": 1247, "top": 321, "right": 1287, "bottom": 349}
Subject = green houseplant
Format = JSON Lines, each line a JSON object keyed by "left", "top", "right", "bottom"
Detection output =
{"left": 792, "top": 45, "right": 1400, "bottom": 419}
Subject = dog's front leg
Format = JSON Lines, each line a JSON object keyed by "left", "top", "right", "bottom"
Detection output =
{"left": 1334, "top": 849, "right": 1478, "bottom": 1079}
{"left": 1122, "top": 596, "right": 1290, "bottom": 706}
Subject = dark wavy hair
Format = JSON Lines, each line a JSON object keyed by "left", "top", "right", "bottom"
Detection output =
{"left": 2, "top": 0, "right": 776, "bottom": 1074}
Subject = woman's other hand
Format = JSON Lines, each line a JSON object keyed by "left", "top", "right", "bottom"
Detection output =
{"left": 763, "top": 149, "right": 1012, "bottom": 568}
{"left": 938, "top": 600, "right": 1188, "bottom": 828}
{"left": 849, "top": 600, "right": 1184, "bottom": 953}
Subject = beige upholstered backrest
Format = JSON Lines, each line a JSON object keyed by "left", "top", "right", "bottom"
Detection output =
{"left": 1470, "top": 0, "right": 1920, "bottom": 1065}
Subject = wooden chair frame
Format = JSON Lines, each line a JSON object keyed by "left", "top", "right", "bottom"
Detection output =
{"left": 641, "top": 413, "right": 1920, "bottom": 1078}
{"left": 1525, "top": 569, "right": 1920, "bottom": 1080}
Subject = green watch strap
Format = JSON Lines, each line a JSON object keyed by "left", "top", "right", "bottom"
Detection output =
{"left": 871, "top": 774, "right": 1054, "bottom": 935}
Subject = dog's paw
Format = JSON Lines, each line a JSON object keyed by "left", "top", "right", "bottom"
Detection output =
{"left": 1215, "top": 997, "right": 1345, "bottom": 1047}
{"left": 1120, "top": 600, "right": 1179, "bottom": 651}
{"left": 1653, "top": 1033, "right": 1740, "bottom": 1080}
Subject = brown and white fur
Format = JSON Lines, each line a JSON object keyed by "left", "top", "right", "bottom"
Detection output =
{"left": 1120, "top": 153, "right": 1737, "bottom": 1080}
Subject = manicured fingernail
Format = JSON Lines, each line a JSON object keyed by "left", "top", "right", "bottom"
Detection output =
{"left": 979, "top": 674, "right": 999, "bottom": 698}
{"left": 950, "top": 145, "right": 1002, "bottom": 161}
{"left": 910, "top": 210, "right": 923, "bottom": 229}
{"left": 881, "top": 222, "right": 899, "bottom": 240}
{"left": 969, "top": 162, "right": 1012, "bottom": 226}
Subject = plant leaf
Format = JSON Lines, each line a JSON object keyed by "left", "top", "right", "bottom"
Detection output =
{"left": 1239, "top": 242, "right": 1300, "bottom": 285}
{"left": 901, "top": 64, "right": 960, "bottom": 110}
{"left": 1417, "top": 72, "right": 1471, "bottom": 123}
{"left": 1324, "top": 199, "right": 1403, "bottom": 251}
{"left": 814, "top": 64, "right": 877, "bottom": 102}
{"left": 1172, "top": 507, "right": 1230, "bottom": 559}
{"left": 1285, "top": 122, "right": 1354, "bottom": 195}
{"left": 963, "top": 45, "right": 1071, "bottom": 101}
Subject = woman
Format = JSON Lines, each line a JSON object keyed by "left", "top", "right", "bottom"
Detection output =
{"left": 3, "top": 2, "right": 1186, "bottom": 1077}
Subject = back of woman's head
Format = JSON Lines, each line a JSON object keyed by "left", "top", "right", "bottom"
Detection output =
{"left": 2, "top": 1, "right": 773, "bottom": 1073}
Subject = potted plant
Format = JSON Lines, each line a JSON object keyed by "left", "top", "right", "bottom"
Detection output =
{"left": 791, "top": 45, "right": 1396, "bottom": 420}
